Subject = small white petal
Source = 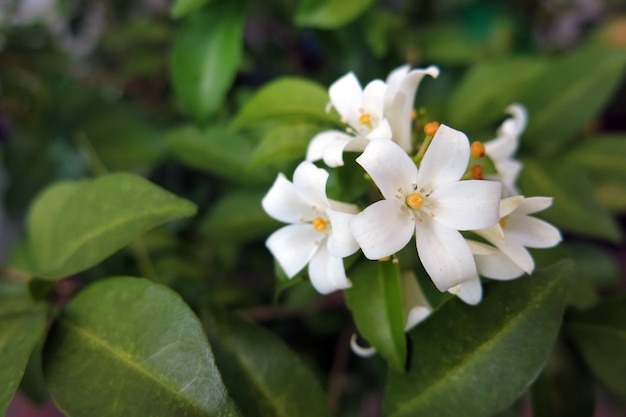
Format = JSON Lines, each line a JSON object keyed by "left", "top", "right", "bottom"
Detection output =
{"left": 266, "top": 224, "right": 321, "bottom": 278}
{"left": 262, "top": 174, "right": 314, "bottom": 223}
{"left": 356, "top": 138, "right": 418, "bottom": 201}
{"left": 515, "top": 196, "right": 553, "bottom": 215}
{"left": 401, "top": 271, "right": 432, "bottom": 331}
{"left": 326, "top": 209, "right": 359, "bottom": 258}
{"left": 485, "top": 130, "right": 518, "bottom": 162}
{"left": 474, "top": 247, "right": 525, "bottom": 280}
{"left": 466, "top": 239, "right": 497, "bottom": 256}
{"left": 350, "top": 200, "right": 414, "bottom": 260}
{"left": 384, "top": 65, "right": 410, "bottom": 105}
{"left": 499, "top": 195, "right": 525, "bottom": 218}
{"left": 415, "top": 216, "right": 478, "bottom": 291}
{"left": 328, "top": 199, "right": 359, "bottom": 214}
{"left": 308, "top": 243, "right": 351, "bottom": 294}
{"left": 292, "top": 161, "right": 330, "bottom": 209}
{"left": 322, "top": 136, "right": 369, "bottom": 167}
{"left": 492, "top": 236, "right": 535, "bottom": 274}
{"left": 329, "top": 72, "right": 362, "bottom": 127}
{"left": 498, "top": 104, "right": 528, "bottom": 137}
{"left": 506, "top": 215, "right": 562, "bottom": 248}
{"left": 405, "top": 306, "right": 432, "bottom": 331}
{"left": 350, "top": 334, "right": 377, "bottom": 357}
{"left": 428, "top": 180, "right": 501, "bottom": 230}
{"left": 366, "top": 118, "right": 393, "bottom": 140}
{"left": 417, "top": 125, "right": 470, "bottom": 189}
{"left": 495, "top": 160, "right": 523, "bottom": 196}
{"left": 448, "top": 276, "right": 482, "bottom": 305}
{"left": 362, "top": 79, "right": 387, "bottom": 124}
{"left": 306, "top": 130, "right": 351, "bottom": 164}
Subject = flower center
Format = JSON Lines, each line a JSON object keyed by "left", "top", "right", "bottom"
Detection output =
{"left": 359, "top": 113, "right": 372, "bottom": 125}
{"left": 312, "top": 216, "right": 327, "bottom": 231}
{"left": 405, "top": 192, "right": 424, "bottom": 209}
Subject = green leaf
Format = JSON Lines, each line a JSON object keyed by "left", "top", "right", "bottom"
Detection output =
{"left": 26, "top": 173, "right": 197, "bottom": 279}
{"left": 344, "top": 259, "right": 406, "bottom": 372}
{"left": 249, "top": 123, "right": 321, "bottom": 168}
{"left": 167, "top": 125, "right": 272, "bottom": 184}
{"left": 518, "top": 157, "right": 622, "bottom": 242}
{"left": 384, "top": 261, "right": 572, "bottom": 417}
{"left": 519, "top": 47, "right": 626, "bottom": 154}
{"left": 567, "top": 135, "right": 626, "bottom": 183}
{"left": 231, "top": 77, "right": 338, "bottom": 129}
{"left": 170, "top": 0, "right": 211, "bottom": 19}
{"left": 0, "top": 288, "right": 47, "bottom": 416}
{"left": 447, "top": 57, "right": 547, "bottom": 131}
{"left": 565, "top": 296, "right": 626, "bottom": 400}
{"left": 44, "top": 277, "right": 241, "bottom": 417}
{"left": 201, "top": 303, "right": 333, "bottom": 417}
{"left": 200, "top": 189, "right": 280, "bottom": 245}
{"left": 171, "top": 0, "right": 245, "bottom": 122}
{"left": 295, "top": 0, "right": 374, "bottom": 29}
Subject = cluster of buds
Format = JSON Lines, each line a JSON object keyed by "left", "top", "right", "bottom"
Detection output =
{"left": 262, "top": 65, "right": 561, "bottom": 318}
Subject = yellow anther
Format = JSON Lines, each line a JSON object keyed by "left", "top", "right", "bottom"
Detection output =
{"left": 471, "top": 165, "right": 483, "bottom": 180}
{"left": 312, "top": 217, "right": 327, "bottom": 232}
{"left": 411, "top": 109, "right": 417, "bottom": 120}
{"left": 424, "top": 121, "right": 440, "bottom": 137}
{"left": 359, "top": 113, "right": 372, "bottom": 125}
{"left": 499, "top": 216, "right": 508, "bottom": 228}
{"left": 471, "top": 141, "right": 486, "bottom": 158}
{"left": 406, "top": 192, "right": 424, "bottom": 209}
{"left": 378, "top": 256, "right": 391, "bottom": 262}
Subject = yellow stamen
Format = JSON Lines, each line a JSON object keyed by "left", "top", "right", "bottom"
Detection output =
{"left": 406, "top": 192, "right": 424, "bottom": 209}
{"left": 471, "top": 141, "right": 486, "bottom": 158}
{"left": 378, "top": 256, "right": 391, "bottom": 262}
{"left": 499, "top": 216, "right": 508, "bottom": 228}
{"left": 472, "top": 165, "right": 483, "bottom": 180}
{"left": 312, "top": 217, "right": 327, "bottom": 231}
{"left": 359, "top": 113, "right": 372, "bottom": 125}
{"left": 424, "top": 121, "right": 440, "bottom": 137}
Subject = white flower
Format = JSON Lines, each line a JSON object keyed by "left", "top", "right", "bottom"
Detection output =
{"left": 349, "top": 125, "right": 502, "bottom": 292}
{"left": 384, "top": 65, "right": 440, "bottom": 153}
{"left": 401, "top": 270, "right": 433, "bottom": 331}
{"left": 262, "top": 161, "right": 360, "bottom": 294}
{"left": 484, "top": 104, "right": 527, "bottom": 196}
{"left": 474, "top": 196, "right": 562, "bottom": 275}
{"left": 306, "top": 73, "right": 392, "bottom": 167}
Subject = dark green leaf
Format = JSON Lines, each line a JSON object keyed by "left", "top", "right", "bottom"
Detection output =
{"left": 249, "top": 123, "right": 321, "bottom": 168}
{"left": 520, "top": 47, "right": 626, "bottom": 154}
{"left": 344, "top": 259, "right": 406, "bottom": 372}
{"left": 384, "top": 261, "right": 572, "bottom": 417}
{"left": 447, "top": 57, "right": 547, "bottom": 131}
{"left": 166, "top": 125, "right": 273, "bottom": 184}
{"left": 170, "top": 0, "right": 211, "bottom": 19}
{"left": 231, "top": 77, "right": 338, "bottom": 129}
{"left": 171, "top": 0, "right": 245, "bottom": 122}
{"left": 566, "top": 296, "right": 626, "bottom": 400}
{"left": 295, "top": 0, "right": 374, "bottom": 29}
{"left": 26, "top": 173, "right": 197, "bottom": 279}
{"left": 0, "top": 287, "right": 46, "bottom": 416}
{"left": 518, "top": 157, "right": 621, "bottom": 242}
{"left": 44, "top": 277, "right": 241, "bottom": 417}
{"left": 201, "top": 303, "right": 333, "bottom": 417}
{"left": 567, "top": 135, "right": 626, "bottom": 183}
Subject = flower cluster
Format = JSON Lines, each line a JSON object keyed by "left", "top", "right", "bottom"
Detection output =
{"left": 262, "top": 65, "right": 561, "bottom": 314}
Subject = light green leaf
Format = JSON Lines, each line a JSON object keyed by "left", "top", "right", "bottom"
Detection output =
{"left": 567, "top": 135, "right": 626, "bottom": 182}
{"left": 518, "top": 157, "right": 621, "bottom": 242}
{"left": 231, "top": 77, "right": 338, "bottom": 129}
{"left": 344, "top": 259, "right": 406, "bottom": 372}
{"left": 201, "top": 303, "right": 333, "bottom": 417}
{"left": 295, "top": 0, "right": 374, "bottom": 29}
{"left": 170, "top": 0, "right": 211, "bottom": 19}
{"left": 384, "top": 261, "right": 572, "bottom": 417}
{"left": 520, "top": 47, "right": 626, "bottom": 154}
{"left": 0, "top": 287, "right": 46, "bottom": 416}
{"left": 26, "top": 173, "right": 197, "bottom": 279}
{"left": 200, "top": 189, "right": 280, "bottom": 245}
{"left": 249, "top": 123, "right": 321, "bottom": 168}
{"left": 171, "top": 0, "right": 244, "bottom": 122}
{"left": 566, "top": 296, "right": 626, "bottom": 400}
{"left": 167, "top": 125, "right": 273, "bottom": 184}
{"left": 447, "top": 57, "right": 547, "bottom": 131}
{"left": 44, "top": 277, "right": 241, "bottom": 417}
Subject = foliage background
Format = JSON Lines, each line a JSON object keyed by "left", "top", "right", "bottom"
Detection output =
{"left": 1, "top": 0, "right": 626, "bottom": 416}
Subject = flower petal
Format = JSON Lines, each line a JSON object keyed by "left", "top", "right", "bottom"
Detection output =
{"left": 415, "top": 216, "right": 478, "bottom": 291}
{"left": 499, "top": 195, "right": 525, "bottom": 218}
{"left": 515, "top": 196, "right": 553, "bottom": 215}
{"left": 485, "top": 130, "right": 518, "bottom": 162}
{"left": 306, "top": 130, "right": 351, "bottom": 164}
{"left": 428, "top": 180, "right": 501, "bottom": 230}
{"left": 401, "top": 271, "right": 432, "bottom": 331}
{"left": 506, "top": 215, "right": 562, "bottom": 248}
{"left": 448, "top": 276, "right": 482, "bottom": 305}
{"left": 356, "top": 138, "right": 418, "bottom": 201}
{"left": 262, "top": 173, "right": 314, "bottom": 223}
{"left": 350, "top": 200, "right": 414, "bottom": 260}
{"left": 326, "top": 208, "right": 359, "bottom": 257}
{"left": 498, "top": 104, "right": 528, "bottom": 137}
{"left": 417, "top": 124, "right": 470, "bottom": 189}
{"left": 266, "top": 224, "right": 321, "bottom": 278}
{"left": 366, "top": 118, "right": 392, "bottom": 140}
{"left": 361, "top": 79, "right": 387, "bottom": 124}
{"left": 322, "top": 135, "right": 369, "bottom": 167}
{"left": 329, "top": 72, "right": 362, "bottom": 127}
{"left": 308, "top": 243, "right": 351, "bottom": 294}
{"left": 477, "top": 226, "right": 535, "bottom": 274}
{"left": 292, "top": 161, "right": 329, "bottom": 210}
{"left": 474, "top": 248, "right": 525, "bottom": 280}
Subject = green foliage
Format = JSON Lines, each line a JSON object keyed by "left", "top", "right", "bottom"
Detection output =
{"left": 202, "top": 303, "right": 333, "bottom": 417}
{"left": 44, "top": 277, "right": 241, "bottom": 417}
{"left": 23, "top": 173, "right": 197, "bottom": 279}
{"left": 384, "top": 261, "right": 572, "bottom": 417}
{"left": 170, "top": 0, "right": 212, "bottom": 19}
{"left": 295, "top": 0, "right": 374, "bottom": 29}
